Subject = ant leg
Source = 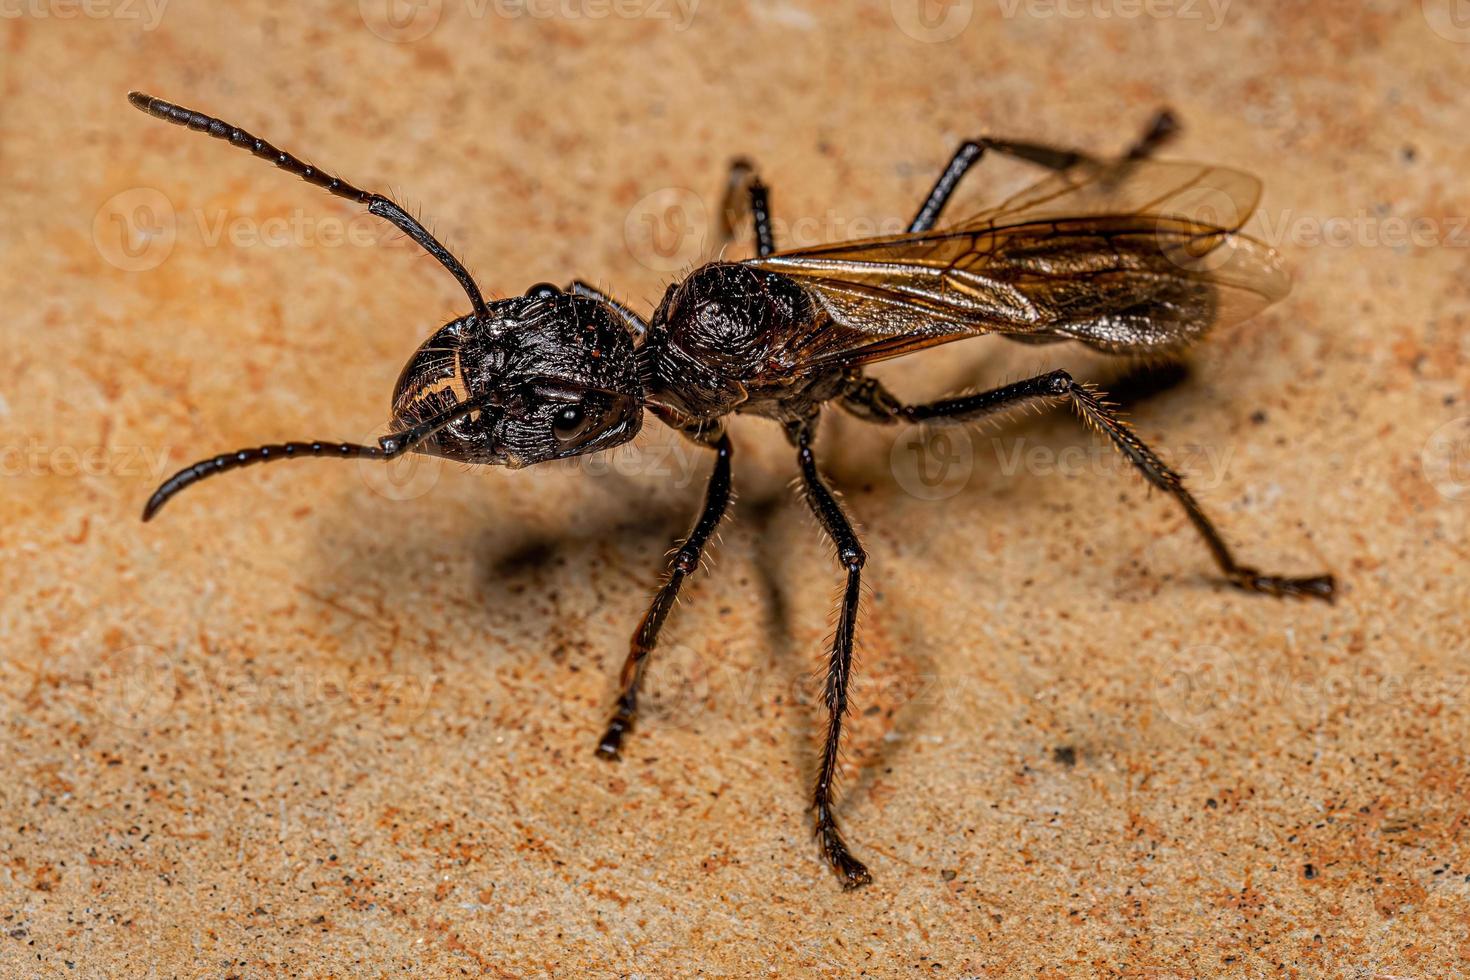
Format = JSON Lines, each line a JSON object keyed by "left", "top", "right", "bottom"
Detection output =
{"left": 1122, "top": 109, "right": 1181, "bottom": 161}
{"left": 790, "top": 420, "right": 873, "bottom": 889}
{"left": 908, "top": 142, "right": 992, "bottom": 233}
{"left": 908, "top": 109, "right": 1179, "bottom": 233}
{"left": 840, "top": 372, "right": 1335, "bottom": 602}
{"left": 597, "top": 427, "right": 734, "bottom": 758}
{"left": 567, "top": 280, "right": 650, "bottom": 340}
{"left": 715, "top": 158, "right": 775, "bottom": 257}
{"left": 128, "top": 92, "right": 490, "bottom": 318}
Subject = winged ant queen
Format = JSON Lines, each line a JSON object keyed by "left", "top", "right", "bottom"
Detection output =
{"left": 130, "top": 92, "right": 1334, "bottom": 888}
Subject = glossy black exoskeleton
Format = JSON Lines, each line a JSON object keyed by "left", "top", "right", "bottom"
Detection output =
{"left": 130, "top": 93, "right": 1334, "bottom": 889}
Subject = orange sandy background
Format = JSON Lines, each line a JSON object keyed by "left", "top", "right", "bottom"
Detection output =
{"left": 2, "top": 1, "right": 1468, "bottom": 975}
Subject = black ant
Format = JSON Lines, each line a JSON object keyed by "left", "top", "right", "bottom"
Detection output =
{"left": 130, "top": 92, "right": 1334, "bottom": 888}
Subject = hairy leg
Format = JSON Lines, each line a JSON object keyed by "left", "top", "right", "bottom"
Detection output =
{"left": 597, "top": 427, "right": 735, "bottom": 757}
{"left": 841, "top": 371, "right": 1334, "bottom": 600}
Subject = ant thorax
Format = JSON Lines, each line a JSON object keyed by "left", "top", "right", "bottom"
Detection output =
{"left": 641, "top": 261, "right": 831, "bottom": 423}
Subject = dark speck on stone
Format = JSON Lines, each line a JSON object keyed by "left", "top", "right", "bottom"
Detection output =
{"left": 1053, "top": 746, "right": 1077, "bottom": 767}
{"left": 1250, "top": 410, "right": 1268, "bottom": 425}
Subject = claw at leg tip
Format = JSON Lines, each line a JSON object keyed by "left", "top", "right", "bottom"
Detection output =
{"left": 595, "top": 727, "right": 625, "bottom": 760}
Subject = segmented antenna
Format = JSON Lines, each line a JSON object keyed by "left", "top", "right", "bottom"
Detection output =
{"left": 127, "top": 92, "right": 490, "bottom": 318}
{"left": 142, "top": 396, "right": 494, "bottom": 521}
{"left": 142, "top": 442, "right": 383, "bottom": 521}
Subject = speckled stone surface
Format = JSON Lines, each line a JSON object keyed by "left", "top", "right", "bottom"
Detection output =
{"left": 2, "top": 2, "right": 1468, "bottom": 976}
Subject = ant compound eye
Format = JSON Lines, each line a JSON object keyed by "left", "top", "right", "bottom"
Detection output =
{"left": 525, "top": 282, "right": 561, "bottom": 300}
{"left": 551, "top": 404, "right": 591, "bottom": 443}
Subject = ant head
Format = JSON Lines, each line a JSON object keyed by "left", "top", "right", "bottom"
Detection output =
{"left": 391, "top": 284, "right": 644, "bottom": 468}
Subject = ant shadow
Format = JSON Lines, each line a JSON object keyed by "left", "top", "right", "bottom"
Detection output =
{"left": 300, "top": 342, "right": 1196, "bottom": 818}
{"left": 302, "top": 461, "right": 699, "bottom": 658}
{"left": 790, "top": 349, "right": 1196, "bottom": 818}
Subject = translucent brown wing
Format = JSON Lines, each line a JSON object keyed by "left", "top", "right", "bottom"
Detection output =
{"left": 744, "top": 160, "right": 1290, "bottom": 371}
